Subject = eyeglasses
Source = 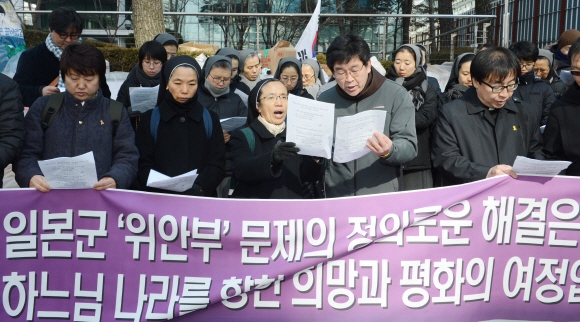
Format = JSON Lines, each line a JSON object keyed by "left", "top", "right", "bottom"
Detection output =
{"left": 333, "top": 65, "right": 364, "bottom": 79}
{"left": 259, "top": 94, "right": 288, "bottom": 102}
{"left": 520, "top": 61, "right": 535, "bottom": 69}
{"left": 480, "top": 80, "right": 518, "bottom": 93}
{"left": 57, "top": 32, "right": 80, "bottom": 40}
{"left": 570, "top": 70, "right": 580, "bottom": 76}
{"left": 303, "top": 74, "right": 314, "bottom": 81}
{"left": 280, "top": 76, "right": 298, "bottom": 84}
{"left": 208, "top": 74, "right": 231, "bottom": 85}
{"left": 143, "top": 60, "right": 162, "bottom": 67}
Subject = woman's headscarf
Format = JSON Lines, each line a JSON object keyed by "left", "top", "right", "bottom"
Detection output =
{"left": 301, "top": 58, "right": 326, "bottom": 85}
{"left": 157, "top": 55, "right": 202, "bottom": 107}
{"left": 274, "top": 57, "right": 305, "bottom": 96}
{"left": 444, "top": 53, "right": 475, "bottom": 92}
{"left": 238, "top": 49, "right": 262, "bottom": 89}
{"left": 538, "top": 49, "right": 560, "bottom": 81}
{"left": 246, "top": 78, "right": 282, "bottom": 125}
{"left": 201, "top": 55, "right": 232, "bottom": 98}
{"left": 387, "top": 44, "right": 427, "bottom": 109}
{"left": 215, "top": 47, "right": 243, "bottom": 89}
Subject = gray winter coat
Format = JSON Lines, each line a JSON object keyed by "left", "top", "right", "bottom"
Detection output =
{"left": 319, "top": 80, "right": 418, "bottom": 197}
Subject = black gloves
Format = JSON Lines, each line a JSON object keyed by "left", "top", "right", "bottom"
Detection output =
{"left": 272, "top": 141, "right": 300, "bottom": 164}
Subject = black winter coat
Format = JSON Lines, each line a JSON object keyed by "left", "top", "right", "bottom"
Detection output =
{"left": 543, "top": 82, "right": 580, "bottom": 176}
{"left": 230, "top": 120, "right": 324, "bottom": 199}
{"left": 135, "top": 102, "right": 226, "bottom": 196}
{"left": 116, "top": 64, "right": 161, "bottom": 108}
{"left": 403, "top": 81, "right": 439, "bottom": 170}
{"left": 432, "top": 88, "right": 545, "bottom": 186}
{"left": 513, "top": 71, "right": 556, "bottom": 126}
{"left": 0, "top": 74, "right": 25, "bottom": 187}
{"left": 197, "top": 85, "right": 248, "bottom": 120}
{"left": 13, "top": 42, "right": 111, "bottom": 107}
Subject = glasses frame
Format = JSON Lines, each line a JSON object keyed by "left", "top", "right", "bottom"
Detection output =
{"left": 143, "top": 60, "right": 162, "bottom": 67}
{"left": 333, "top": 64, "right": 365, "bottom": 79}
{"left": 259, "top": 94, "right": 288, "bottom": 102}
{"left": 56, "top": 32, "right": 80, "bottom": 40}
{"left": 208, "top": 73, "right": 232, "bottom": 85}
{"left": 480, "top": 80, "right": 518, "bottom": 93}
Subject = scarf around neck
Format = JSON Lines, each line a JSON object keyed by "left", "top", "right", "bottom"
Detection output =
{"left": 45, "top": 33, "right": 82, "bottom": 89}
{"left": 335, "top": 66, "right": 386, "bottom": 101}
{"left": 258, "top": 115, "right": 285, "bottom": 136}
{"left": 240, "top": 74, "right": 262, "bottom": 91}
{"left": 387, "top": 65, "right": 427, "bottom": 109}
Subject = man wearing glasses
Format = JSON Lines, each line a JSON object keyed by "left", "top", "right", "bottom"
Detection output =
{"left": 14, "top": 7, "right": 111, "bottom": 107}
{"left": 509, "top": 41, "right": 556, "bottom": 126}
{"left": 432, "top": 47, "right": 545, "bottom": 186}
{"left": 318, "top": 34, "right": 418, "bottom": 197}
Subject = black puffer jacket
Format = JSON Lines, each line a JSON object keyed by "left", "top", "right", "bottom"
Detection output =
{"left": 513, "top": 71, "right": 556, "bottom": 126}
{"left": 116, "top": 64, "right": 161, "bottom": 109}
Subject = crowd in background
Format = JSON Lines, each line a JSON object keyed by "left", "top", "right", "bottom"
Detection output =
{"left": 2, "top": 6, "right": 580, "bottom": 199}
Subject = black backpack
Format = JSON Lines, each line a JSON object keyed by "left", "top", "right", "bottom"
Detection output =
{"left": 41, "top": 92, "right": 124, "bottom": 136}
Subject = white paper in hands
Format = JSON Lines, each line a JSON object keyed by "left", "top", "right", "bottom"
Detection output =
{"left": 286, "top": 94, "right": 334, "bottom": 159}
{"left": 512, "top": 156, "right": 571, "bottom": 176}
{"left": 333, "top": 110, "right": 387, "bottom": 163}
{"left": 146, "top": 169, "right": 198, "bottom": 192}
{"left": 220, "top": 117, "right": 247, "bottom": 132}
{"left": 37, "top": 151, "right": 99, "bottom": 189}
{"left": 129, "top": 85, "right": 159, "bottom": 113}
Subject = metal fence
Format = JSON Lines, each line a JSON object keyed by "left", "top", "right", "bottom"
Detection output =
{"left": 16, "top": 10, "right": 496, "bottom": 62}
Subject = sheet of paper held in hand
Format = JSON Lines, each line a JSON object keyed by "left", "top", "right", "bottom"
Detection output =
{"left": 220, "top": 117, "right": 247, "bottom": 132}
{"left": 37, "top": 151, "right": 99, "bottom": 189}
{"left": 286, "top": 94, "right": 335, "bottom": 159}
{"left": 146, "top": 169, "right": 198, "bottom": 192}
{"left": 129, "top": 85, "right": 159, "bottom": 113}
{"left": 512, "top": 156, "right": 571, "bottom": 176}
{"left": 333, "top": 110, "right": 387, "bottom": 163}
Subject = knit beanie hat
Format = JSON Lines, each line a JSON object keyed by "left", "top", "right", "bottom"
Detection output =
{"left": 558, "top": 29, "right": 580, "bottom": 49}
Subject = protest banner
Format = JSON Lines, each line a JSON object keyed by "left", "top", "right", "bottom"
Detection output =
{"left": 1, "top": 175, "right": 579, "bottom": 321}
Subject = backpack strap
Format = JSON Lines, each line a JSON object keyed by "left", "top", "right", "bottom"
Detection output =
{"left": 202, "top": 108, "right": 213, "bottom": 139}
{"left": 240, "top": 127, "right": 255, "bottom": 154}
{"left": 150, "top": 107, "right": 160, "bottom": 144}
{"left": 41, "top": 93, "right": 65, "bottom": 130}
{"left": 108, "top": 99, "right": 124, "bottom": 137}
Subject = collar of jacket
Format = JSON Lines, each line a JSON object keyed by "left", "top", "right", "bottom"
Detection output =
{"left": 560, "top": 81, "right": 580, "bottom": 103}
{"left": 159, "top": 100, "right": 204, "bottom": 123}
{"left": 64, "top": 90, "right": 104, "bottom": 109}
{"left": 463, "top": 87, "right": 518, "bottom": 115}
{"left": 250, "top": 118, "right": 286, "bottom": 139}
{"left": 518, "top": 71, "right": 537, "bottom": 85}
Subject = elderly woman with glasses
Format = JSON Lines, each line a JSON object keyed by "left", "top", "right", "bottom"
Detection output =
{"left": 432, "top": 47, "right": 545, "bottom": 186}
{"left": 229, "top": 79, "right": 324, "bottom": 199}
{"left": 274, "top": 57, "right": 314, "bottom": 100}
{"left": 301, "top": 58, "right": 327, "bottom": 98}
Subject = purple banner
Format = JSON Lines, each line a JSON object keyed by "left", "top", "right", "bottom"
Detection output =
{"left": 1, "top": 175, "right": 580, "bottom": 321}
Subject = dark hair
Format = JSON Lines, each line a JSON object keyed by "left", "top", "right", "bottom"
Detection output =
{"left": 48, "top": 7, "right": 83, "bottom": 34}
{"left": 60, "top": 43, "right": 105, "bottom": 81}
{"left": 279, "top": 61, "right": 299, "bottom": 74}
{"left": 569, "top": 37, "right": 580, "bottom": 63}
{"left": 326, "top": 34, "right": 370, "bottom": 72}
{"left": 509, "top": 41, "right": 539, "bottom": 62}
{"left": 226, "top": 55, "right": 239, "bottom": 63}
{"left": 139, "top": 41, "right": 167, "bottom": 64}
{"left": 210, "top": 59, "right": 232, "bottom": 71}
{"left": 471, "top": 47, "right": 520, "bottom": 83}
{"left": 458, "top": 54, "right": 475, "bottom": 69}
{"left": 393, "top": 46, "right": 417, "bottom": 63}
{"left": 479, "top": 43, "right": 494, "bottom": 50}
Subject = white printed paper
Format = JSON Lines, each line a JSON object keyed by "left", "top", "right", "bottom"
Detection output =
{"left": 512, "top": 156, "right": 571, "bottom": 176}
{"left": 129, "top": 85, "right": 159, "bottom": 113}
{"left": 37, "top": 151, "right": 99, "bottom": 189}
{"left": 286, "top": 94, "right": 334, "bottom": 159}
{"left": 146, "top": 169, "right": 198, "bottom": 192}
{"left": 333, "top": 110, "right": 387, "bottom": 163}
{"left": 220, "top": 117, "right": 247, "bottom": 132}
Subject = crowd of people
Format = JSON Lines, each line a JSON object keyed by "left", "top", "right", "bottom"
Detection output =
{"left": 1, "top": 6, "right": 580, "bottom": 199}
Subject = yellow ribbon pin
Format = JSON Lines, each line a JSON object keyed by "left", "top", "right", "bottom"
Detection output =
{"left": 513, "top": 125, "right": 517, "bottom": 131}
{"left": 100, "top": 120, "right": 104, "bottom": 125}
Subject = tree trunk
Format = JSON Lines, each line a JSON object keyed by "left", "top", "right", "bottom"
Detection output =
{"left": 133, "top": 0, "right": 165, "bottom": 48}
{"left": 429, "top": 0, "right": 435, "bottom": 55}
{"left": 402, "top": 0, "right": 412, "bottom": 44}
{"left": 335, "top": 0, "right": 345, "bottom": 36}
{"left": 438, "top": 0, "right": 453, "bottom": 49}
